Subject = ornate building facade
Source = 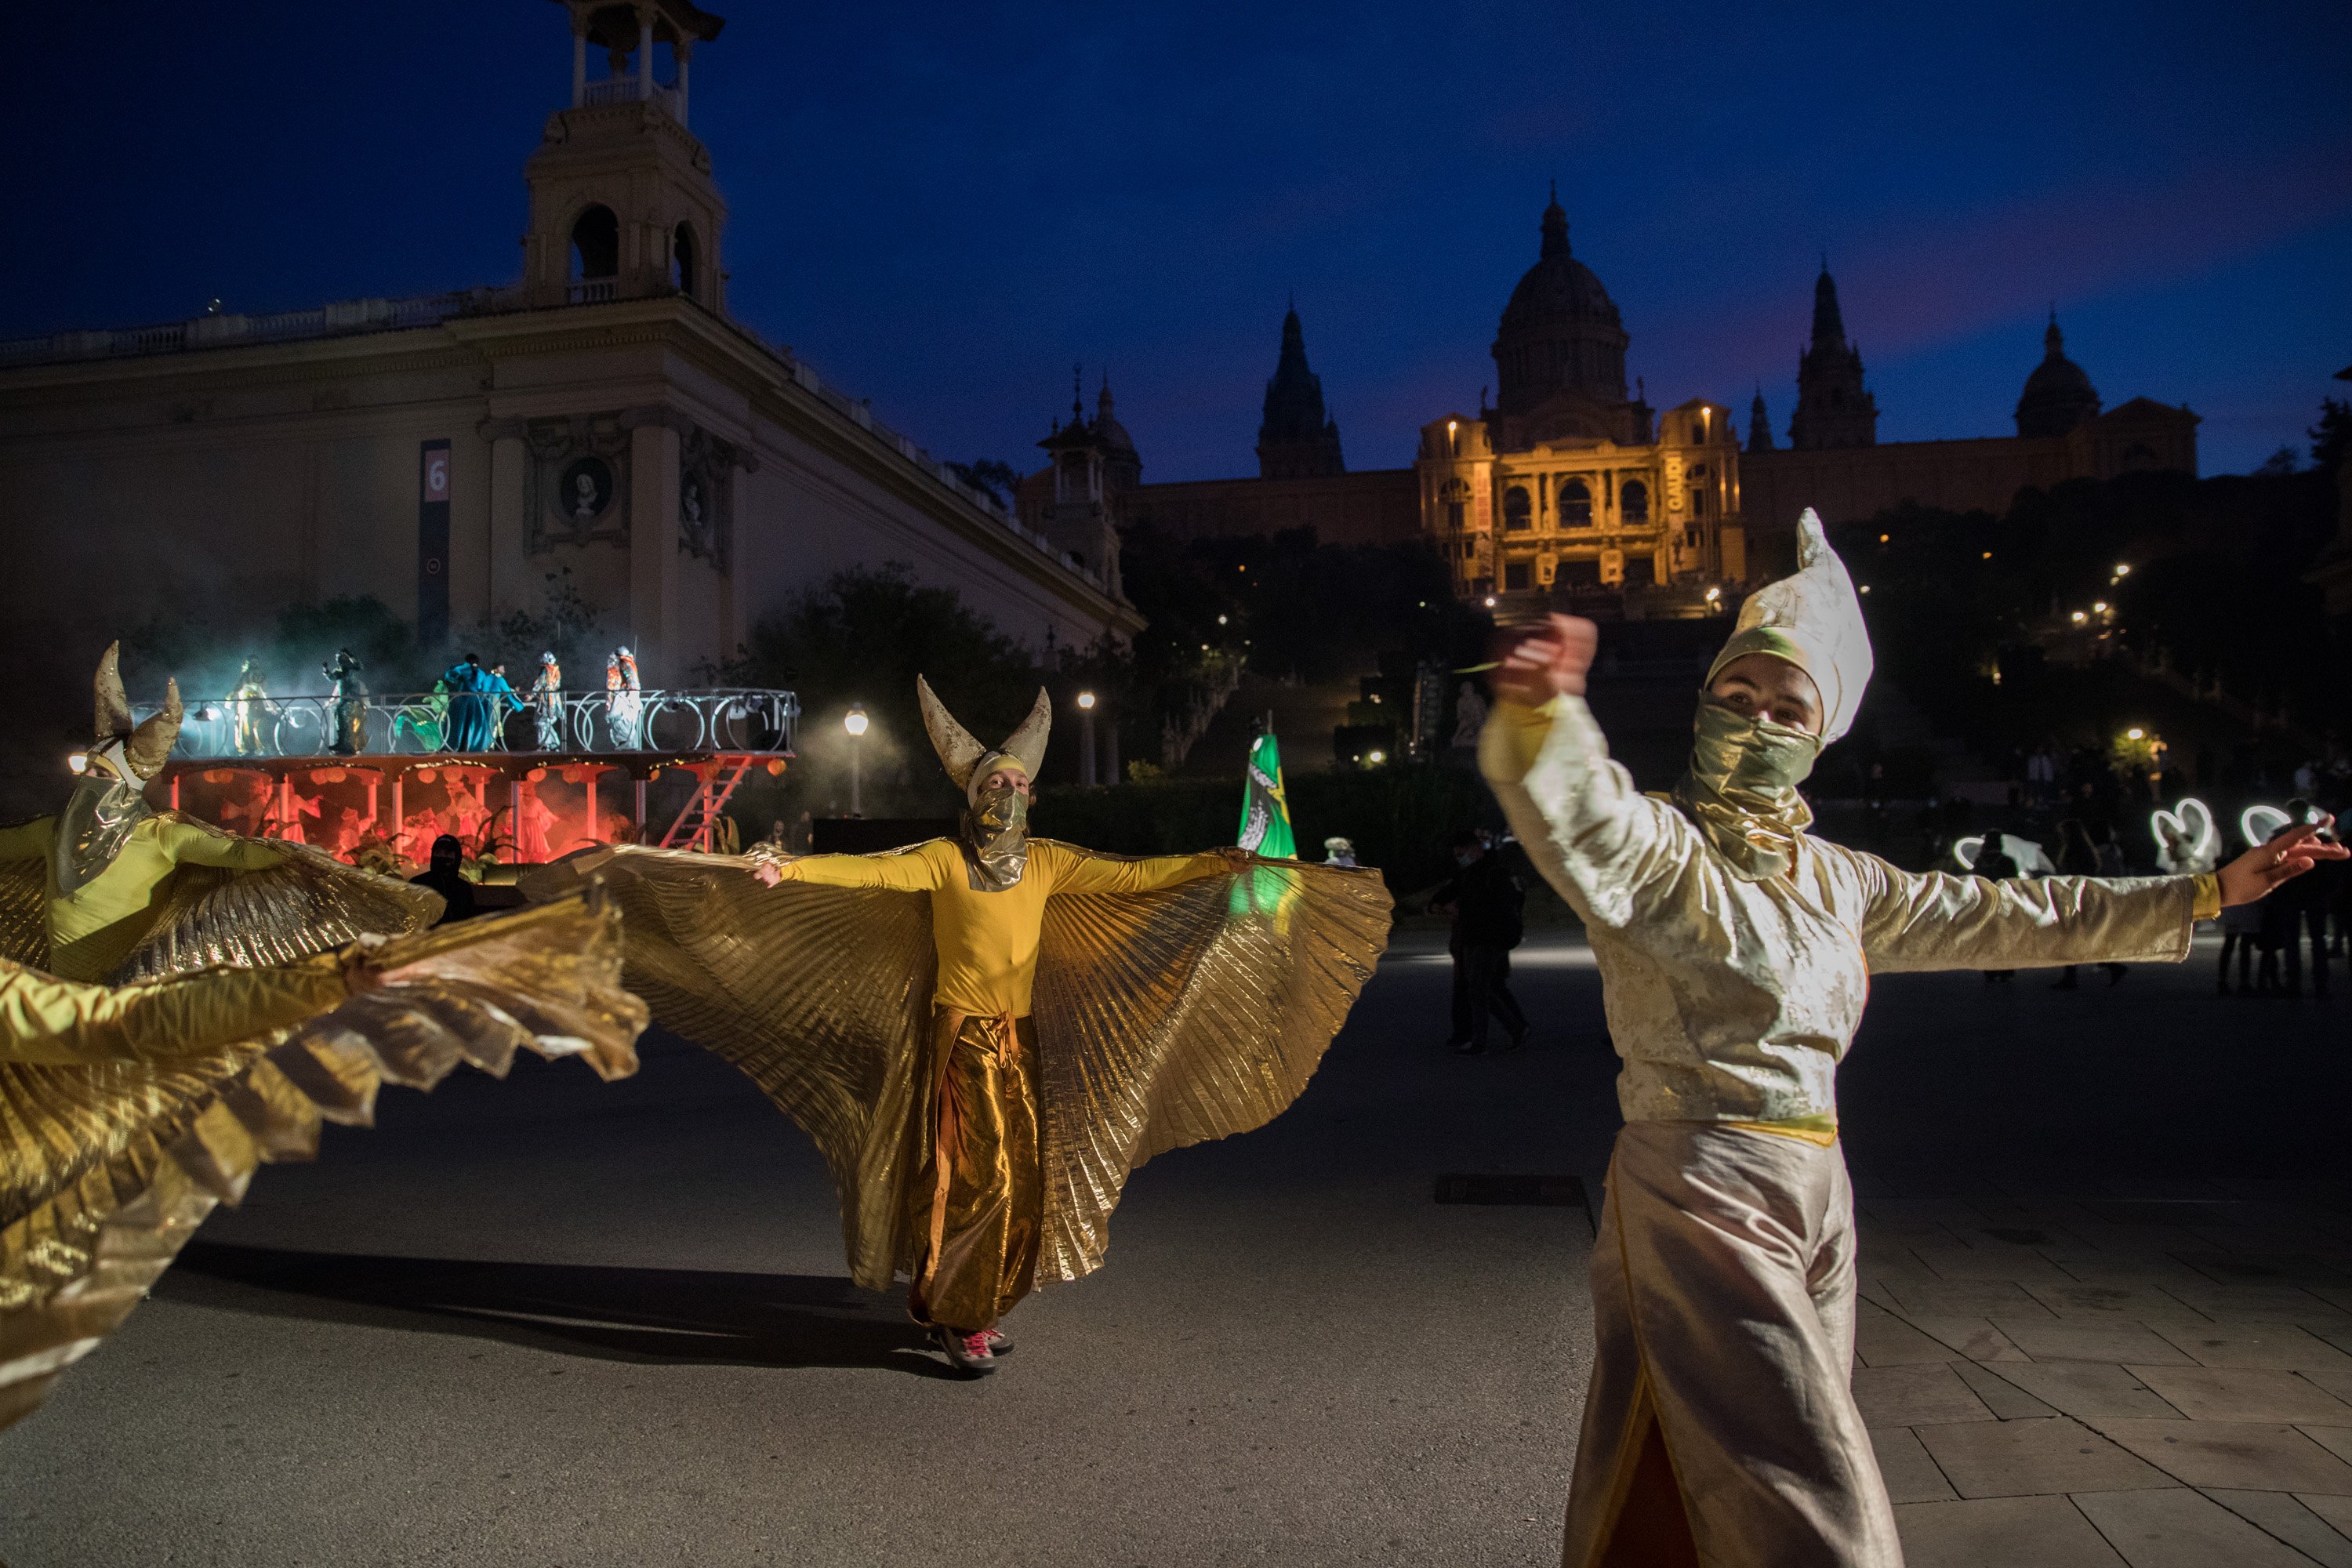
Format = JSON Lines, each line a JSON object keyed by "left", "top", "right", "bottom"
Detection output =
{"left": 0, "top": 0, "right": 1136, "bottom": 800}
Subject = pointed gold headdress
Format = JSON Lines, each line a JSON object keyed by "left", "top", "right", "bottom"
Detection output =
{"left": 1704, "top": 508, "right": 1873, "bottom": 746}
{"left": 918, "top": 677, "right": 1051, "bottom": 802}
{"left": 89, "top": 641, "right": 183, "bottom": 782}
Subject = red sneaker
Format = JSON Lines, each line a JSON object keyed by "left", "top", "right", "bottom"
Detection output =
{"left": 981, "top": 1327, "right": 1014, "bottom": 1356}
{"left": 935, "top": 1326, "right": 998, "bottom": 1375}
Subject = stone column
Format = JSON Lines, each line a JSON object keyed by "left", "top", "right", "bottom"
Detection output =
{"left": 626, "top": 414, "right": 680, "bottom": 681}
{"left": 675, "top": 40, "right": 691, "bottom": 123}
{"left": 637, "top": 10, "right": 653, "bottom": 98}
{"left": 479, "top": 419, "right": 529, "bottom": 624}
{"left": 572, "top": 31, "right": 586, "bottom": 106}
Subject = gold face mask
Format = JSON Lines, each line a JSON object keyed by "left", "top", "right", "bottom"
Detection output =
{"left": 53, "top": 775, "right": 151, "bottom": 895}
{"left": 1671, "top": 697, "right": 1823, "bottom": 880}
{"left": 961, "top": 780, "right": 1029, "bottom": 891}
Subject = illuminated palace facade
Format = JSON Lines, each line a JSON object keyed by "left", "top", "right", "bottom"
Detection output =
{"left": 1123, "top": 194, "right": 2200, "bottom": 608}
{"left": 1125, "top": 192, "right": 1748, "bottom": 615}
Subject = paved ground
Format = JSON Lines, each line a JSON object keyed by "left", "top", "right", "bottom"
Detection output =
{"left": 1, "top": 929, "right": 2346, "bottom": 1566}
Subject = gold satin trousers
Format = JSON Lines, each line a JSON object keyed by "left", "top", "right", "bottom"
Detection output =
{"left": 908, "top": 1010, "right": 1041, "bottom": 1332}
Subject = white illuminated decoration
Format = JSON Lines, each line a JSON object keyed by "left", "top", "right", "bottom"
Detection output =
{"left": 844, "top": 706, "right": 869, "bottom": 738}
{"left": 2149, "top": 798, "right": 2219, "bottom": 873}
{"left": 2241, "top": 804, "right": 2292, "bottom": 848}
{"left": 1953, "top": 833, "right": 2054, "bottom": 874}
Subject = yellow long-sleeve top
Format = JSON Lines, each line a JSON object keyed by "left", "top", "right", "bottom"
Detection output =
{"left": 0, "top": 952, "right": 348, "bottom": 1068}
{"left": 0, "top": 815, "right": 285, "bottom": 982}
{"left": 1482, "top": 697, "right": 2218, "bottom": 1134}
{"left": 775, "top": 838, "right": 1227, "bottom": 1017}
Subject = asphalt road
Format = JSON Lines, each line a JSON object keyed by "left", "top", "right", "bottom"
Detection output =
{"left": 2, "top": 930, "right": 2342, "bottom": 1566}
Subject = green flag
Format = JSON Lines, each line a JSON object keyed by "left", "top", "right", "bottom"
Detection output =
{"left": 1236, "top": 728, "right": 1296, "bottom": 858}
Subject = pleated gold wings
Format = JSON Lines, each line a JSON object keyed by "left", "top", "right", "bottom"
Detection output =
{"left": 524, "top": 844, "right": 1392, "bottom": 1290}
{"left": 0, "top": 816, "right": 441, "bottom": 981}
{"left": 0, "top": 892, "right": 647, "bottom": 1432}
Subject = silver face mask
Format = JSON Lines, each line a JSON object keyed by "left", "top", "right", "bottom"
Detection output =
{"left": 53, "top": 775, "right": 151, "bottom": 895}
{"left": 960, "top": 780, "right": 1030, "bottom": 891}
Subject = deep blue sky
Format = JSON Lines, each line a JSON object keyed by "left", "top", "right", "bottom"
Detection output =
{"left": 9, "top": 2, "right": 2348, "bottom": 481}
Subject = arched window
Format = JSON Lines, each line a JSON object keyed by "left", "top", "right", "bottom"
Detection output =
{"left": 1621, "top": 479, "right": 1650, "bottom": 524}
{"left": 1559, "top": 477, "right": 1592, "bottom": 527}
{"left": 671, "top": 222, "right": 699, "bottom": 299}
{"left": 1441, "top": 477, "right": 1470, "bottom": 532}
{"left": 1503, "top": 486, "right": 1532, "bottom": 531}
{"left": 570, "top": 205, "right": 619, "bottom": 282}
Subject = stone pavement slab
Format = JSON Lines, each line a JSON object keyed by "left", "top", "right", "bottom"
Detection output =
{"left": 2205, "top": 1489, "right": 2352, "bottom": 1567}
{"left": 2096, "top": 1420, "right": 2352, "bottom": 1493}
{"left": 2155, "top": 1323, "right": 2352, "bottom": 1370}
{"left": 2305, "top": 1494, "right": 2352, "bottom": 1541}
{"left": 1911, "top": 1316, "right": 2031, "bottom": 1362}
{"left": 1995, "top": 1319, "right": 2198, "bottom": 1364}
{"left": 1950, "top": 1359, "right": 2057, "bottom": 1419}
{"left": 1991, "top": 1362, "right": 2187, "bottom": 1421}
{"left": 1893, "top": 1495, "right": 2126, "bottom": 1568}
{"left": 1914, "top": 1417, "right": 2176, "bottom": 1498}
{"left": 2128, "top": 1365, "right": 2352, "bottom": 1423}
{"left": 1853, "top": 1363, "right": 1996, "bottom": 1428}
{"left": 2072, "top": 1486, "right": 2321, "bottom": 1567}
{"left": 1871, "top": 1426, "right": 1958, "bottom": 1504}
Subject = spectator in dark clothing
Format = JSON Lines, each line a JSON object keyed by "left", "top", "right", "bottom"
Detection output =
{"left": 1974, "top": 843, "right": 2020, "bottom": 982}
{"left": 2052, "top": 818, "right": 2127, "bottom": 989}
{"left": 408, "top": 833, "right": 478, "bottom": 926}
{"left": 1432, "top": 830, "right": 1526, "bottom": 1055}
{"left": 2271, "top": 801, "right": 2332, "bottom": 998}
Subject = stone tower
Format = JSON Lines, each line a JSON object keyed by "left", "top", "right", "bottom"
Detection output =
{"left": 522, "top": 2, "right": 729, "bottom": 311}
{"left": 2014, "top": 311, "right": 2103, "bottom": 437}
{"left": 1033, "top": 371, "right": 1125, "bottom": 597}
{"left": 1255, "top": 306, "right": 1346, "bottom": 479}
{"left": 1788, "top": 265, "right": 1878, "bottom": 449}
{"left": 1748, "top": 387, "right": 1775, "bottom": 453}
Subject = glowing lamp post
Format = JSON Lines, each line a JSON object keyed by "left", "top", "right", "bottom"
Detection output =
{"left": 844, "top": 705, "right": 868, "bottom": 815}
{"left": 1076, "top": 691, "right": 1098, "bottom": 786}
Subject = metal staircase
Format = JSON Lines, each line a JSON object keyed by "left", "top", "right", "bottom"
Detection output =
{"left": 658, "top": 759, "right": 755, "bottom": 852}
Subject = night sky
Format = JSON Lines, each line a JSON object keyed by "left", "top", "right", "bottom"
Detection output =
{"left": 9, "top": 2, "right": 2348, "bottom": 482}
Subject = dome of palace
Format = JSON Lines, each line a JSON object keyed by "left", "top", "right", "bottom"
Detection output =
{"left": 2015, "top": 314, "right": 2102, "bottom": 437}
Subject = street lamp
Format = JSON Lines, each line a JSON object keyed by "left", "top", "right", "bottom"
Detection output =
{"left": 844, "top": 704, "right": 868, "bottom": 815}
{"left": 1076, "top": 691, "right": 1098, "bottom": 786}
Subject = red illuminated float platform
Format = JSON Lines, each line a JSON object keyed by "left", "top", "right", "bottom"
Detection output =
{"left": 149, "top": 688, "right": 797, "bottom": 870}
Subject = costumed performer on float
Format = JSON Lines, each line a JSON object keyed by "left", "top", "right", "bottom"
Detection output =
{"left": 0, "top": 644, "right": 451, "bottom": 985}
{"left": 529, "top": 652, "right": 565, "bottom": 752}
{"left": 0, "top": 888, "right": 645, "bottom": 1432}
{"left": 524, "top": 677, "right": 1392, "bottom": 1376}
{"left": 605, "top": 646, "right": 641, "bottom": 750}
{"left": 1479, "top": 510, "right": 2344, "bottom": 1568}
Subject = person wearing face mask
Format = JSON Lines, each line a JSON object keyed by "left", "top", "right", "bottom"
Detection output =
{"left": 532, "top": 677, "right": 1392, "bottom": 1377}
{"left": 1480, "top": 510, "right": 2347, "bottom": 1567}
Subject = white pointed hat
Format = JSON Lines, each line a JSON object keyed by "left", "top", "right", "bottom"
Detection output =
{"left": 917, "top": 677, "right": 1051, "bottom": 803}
{"left": 1704, "top": 508, "right": 1873, "bottom": 745}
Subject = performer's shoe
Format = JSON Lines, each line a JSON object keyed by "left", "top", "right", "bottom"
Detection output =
{"left": 1448, "top": 1039, "right": 1485, "bottom": 1055}
{"left": 981, "top": 1327, "right": 1014, "bottom": 1356}
{"left": 935, "top": 1327, "right": 999, "bottom": 1375}
{"left": 1502, "top": 1025, "right": 1528, "bottom": 1051}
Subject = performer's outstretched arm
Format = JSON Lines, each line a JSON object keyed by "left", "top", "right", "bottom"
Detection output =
{"left": 0, "top": 950, "right": 367, "bottom": 1067}
{"left": 1855, "top": 860, "right": 2207, "bottom": 974}
{"left": 0, "top": 819, "right": 50, "bottom": 862}
{"left": 758, "top": 840, "right": 956, "bottom": 891}
{"left": 154, "top": 816, "right": 286, "bottom": 870}
{"left": 1042, "top": 842, "right": 1237, "bottom": 895}
{"left": 1859, "top": 818, "right": 2343, "bottom": 974}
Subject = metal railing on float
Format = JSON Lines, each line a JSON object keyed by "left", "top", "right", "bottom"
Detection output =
{"left": 149, "top": 688, "right": 799, "bottom": 760}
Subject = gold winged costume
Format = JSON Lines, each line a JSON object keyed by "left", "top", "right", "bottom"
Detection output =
{"left": 0, "top": 646, "right": 649, "bottom": 1428}
{"left": 524, "top": 679, "right": 1391, "bottom": 1348}
{"left": 0, "top": 644, "right": 441, "bottom": 984}
{"left": 0, "top": 891, "right": 647, "bottom": 1431}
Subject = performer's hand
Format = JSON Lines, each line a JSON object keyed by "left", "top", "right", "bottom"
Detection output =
{"left": 1213, "top": 846, "right": 1254, "bottom": 870}
{"left": 749, "top": 860, "right": 785, "bottom": 887}
{"left": 338, "top": 947, "right": 387, "bottom": 995}
{"left": 1490, "top": 614, "right": 1599, "bottom": 706}
{"left": 2216, "top": 817, "right": 2347, "bottom": 906}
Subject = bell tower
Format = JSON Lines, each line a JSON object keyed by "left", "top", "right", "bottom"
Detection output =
{"left": 523, "top": 2, "right": 729, "bottom": 311}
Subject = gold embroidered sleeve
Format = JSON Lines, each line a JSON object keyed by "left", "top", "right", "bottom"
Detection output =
{"left": 1855, "top": 857, "right": 2198, "bottom": 973}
